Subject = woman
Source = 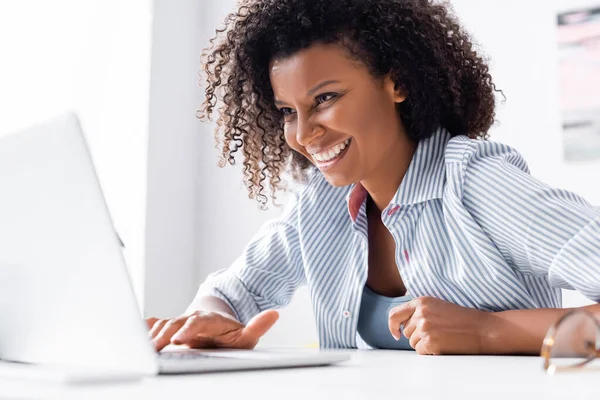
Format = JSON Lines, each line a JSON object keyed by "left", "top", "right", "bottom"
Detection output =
{"left": 147, "top": 0, "right": 600, "bottom": 355}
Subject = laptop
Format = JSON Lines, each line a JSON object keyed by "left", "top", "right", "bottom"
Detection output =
{"left": 0, "top": 113, "right": 350, "bottom": 383}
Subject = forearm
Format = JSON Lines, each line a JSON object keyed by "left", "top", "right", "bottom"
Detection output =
{"left": 481, "top": 303, "right": 600, "bottom": 355}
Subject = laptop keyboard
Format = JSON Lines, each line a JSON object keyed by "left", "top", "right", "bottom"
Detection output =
{"left": 158, "top": 350, "right": 293, "bottom": 361}
{"left": 159, "top": 352, "right": 217, "bottom": 360}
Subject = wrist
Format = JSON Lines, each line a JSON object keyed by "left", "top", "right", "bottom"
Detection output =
{"left": 477, "top": 307, "right": 572, "bottom": 355}
{"left": 186, "top": 295, "right": 238, "bottom": 320}
{"left": 477, "top": 310, "right": 496, "bottom": 354}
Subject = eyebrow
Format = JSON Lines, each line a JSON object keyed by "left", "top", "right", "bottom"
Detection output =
{"left": 274, "top": 79, "right": 341, "bottom": 106}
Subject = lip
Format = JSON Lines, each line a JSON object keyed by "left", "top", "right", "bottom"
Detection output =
{"left": 312, "top": 139, "right": 352, "bottom": 172}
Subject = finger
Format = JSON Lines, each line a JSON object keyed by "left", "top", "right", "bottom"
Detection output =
{"left": 149, "top": 319, "right": 169, "bottom": 339}
{"left": 402, "top": 317, "right": 417, "bottom": 340}
{"left": 171, "top": 313, "right": 244, "bottom": 344}
{"left": 240, "top": 310, "right": 279, "bottom": 343}
{"left": 146, "top": 317, "right": 159, "bottom": 330}
{"left": 152, "top": 318, "right": 187, "bottom": 351}
{"left": 409, "top": 328, "right": 422, "bottom": 351}
{"left": 415, "top": 338, "right": 430, "bottom": 355}
{"left": 388, "top": 302, "right": 416, "bottom": 340}
{"left": 388, "top": 321, "right": 401, "bottom": 341}
{"left": 224, "top": 310, "right": 279, "bottom": 350}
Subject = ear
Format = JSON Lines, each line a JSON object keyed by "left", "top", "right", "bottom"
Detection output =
{"left": 383, "top": 75, "right": 407, "bottom": 104}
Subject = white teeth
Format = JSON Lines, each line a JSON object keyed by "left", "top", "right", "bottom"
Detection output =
{"left": 313, "top": 139, "right": 351, "bottom": 162}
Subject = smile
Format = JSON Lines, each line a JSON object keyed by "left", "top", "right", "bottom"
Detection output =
{"left": 310, "top": 138, "right": 352, "bottom": 171}
{"left": 311, "top": 138, "right": 351, "bottom": 162}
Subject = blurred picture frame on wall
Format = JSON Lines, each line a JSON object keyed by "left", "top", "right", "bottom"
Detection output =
{"left": 557, "top": 6, "right": 600, "bottom": 163}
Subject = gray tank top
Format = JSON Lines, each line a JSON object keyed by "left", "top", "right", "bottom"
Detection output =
{"left": 357, "top": 285, "right": 415, "bottom": 350}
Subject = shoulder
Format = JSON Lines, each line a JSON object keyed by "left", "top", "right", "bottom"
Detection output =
{"left": 444, "top": 135, "right": 530, "bottom": 175}
{"left": 441, "top": 135, "right": 531, "bottom": 200}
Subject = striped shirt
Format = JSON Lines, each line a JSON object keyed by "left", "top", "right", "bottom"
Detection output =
{"left": 193, "top": 127, "right": 600, "bottom": 348}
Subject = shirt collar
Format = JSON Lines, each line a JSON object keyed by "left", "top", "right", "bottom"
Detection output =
{"left": 346, "top": 127, "right": 451, "bottom": 222}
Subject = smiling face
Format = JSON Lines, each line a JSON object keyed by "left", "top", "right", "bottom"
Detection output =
{"left": 269, "top": 42, "right": 412, "bottom": 188}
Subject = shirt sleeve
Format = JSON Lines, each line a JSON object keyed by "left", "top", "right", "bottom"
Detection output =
{"left": 457, "top": 139, "right": 600, "bottom": 302}
{"left": 186, "top": 191, "right": 306, "bottom": 324}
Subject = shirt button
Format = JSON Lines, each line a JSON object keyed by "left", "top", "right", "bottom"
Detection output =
{"left": 387, "top": 205, "right": 401, "bottom": 216}
{"left": 342, "top": 310, "right": 351, "bottom": 319}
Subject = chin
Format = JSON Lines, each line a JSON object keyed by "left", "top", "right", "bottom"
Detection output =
{"left": 320, "top": 172, "right": 357, "bottom": 188}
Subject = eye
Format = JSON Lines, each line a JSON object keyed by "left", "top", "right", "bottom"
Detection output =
{"left": 279, "top": 108, "right": 295, "bottom": 116}
{"left": 277, "top": 92, "right": 339, "bottom": 117}
{"left": 316, "top": 93, "right": 337, "bottom": 105}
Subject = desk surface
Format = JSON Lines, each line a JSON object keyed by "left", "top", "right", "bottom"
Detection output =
{"left": 1, "top": 350, "right": 598, "bottom": 400}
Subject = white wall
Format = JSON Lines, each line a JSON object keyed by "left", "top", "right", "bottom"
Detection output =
{"left": 144, "top": 0, "right": 209, "bottom": 318}
{"left": 0, "top": 0, "right": 152, "bottom": 308}
{"left": 144, "top": 0, "right": 243, "bottom": 318}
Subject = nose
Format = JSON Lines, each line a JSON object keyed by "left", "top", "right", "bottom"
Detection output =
{"left": 295, "top": 112, "right": 324, "bottom": 148}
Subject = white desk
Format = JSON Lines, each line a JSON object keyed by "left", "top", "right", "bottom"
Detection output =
{"left": 0, "top": 350, "right": 598, "bottom": 400}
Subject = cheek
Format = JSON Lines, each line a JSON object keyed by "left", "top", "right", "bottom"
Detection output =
{"left": 333, "top": 96, "right": 380, "bottom": 137}
{"left": 356, "top": 97, "right": 391, "bottom": 132}
{"left": 309, "top": 105, "right": 356, "bottom": 139}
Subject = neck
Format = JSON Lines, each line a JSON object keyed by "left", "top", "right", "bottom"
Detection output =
{"left": 361, "top": 133, "right": 417, "bottom": 215}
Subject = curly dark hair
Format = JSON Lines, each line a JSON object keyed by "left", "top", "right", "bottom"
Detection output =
{"left": 197, "top": 0, "right": 502, "bottom": 208}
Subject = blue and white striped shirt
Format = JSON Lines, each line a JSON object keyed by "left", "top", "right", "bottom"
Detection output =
{"left": 194, "top": 128, "right": 600, "bottom": 348}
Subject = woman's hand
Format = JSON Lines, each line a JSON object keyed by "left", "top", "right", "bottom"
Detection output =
{"left": 146, "top": 309, "right": 279, "bottom": 352}
{"left": 388, "top": 296, "right": 489, "bottom": 355}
